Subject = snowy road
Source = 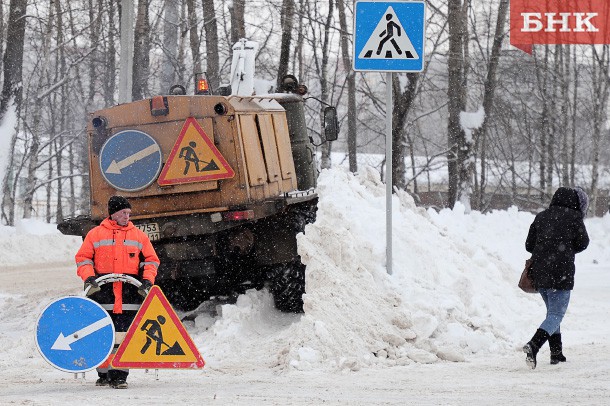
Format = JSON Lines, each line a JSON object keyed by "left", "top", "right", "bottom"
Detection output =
{"left": 2, "top": 170, "right": 610, "bottom": 405}
{"left": 1, "top": 263, "right": 609, "bottom": 405}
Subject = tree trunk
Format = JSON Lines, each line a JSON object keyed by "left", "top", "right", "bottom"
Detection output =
{"left": 475, "top": 0, "right": 508, "bottom": 210}
{"left": 161, "top": 0, "right": 180, "bottom": 94}
{"left": 54, "top": 0, "right": 65, "bottom": 223}
{"left": 317, "top": 0, "right": 334, "bottom": 170}
{"left": 570, "top": 50, "right": 578, "bottom": 186}
{"left": 0, "top": 0, "right": 4, "bottom": 75}
{"left": 24, "top": 0, "right": 56, "bottom": 219}
{"left": 337, "top": 0, "right": 356, "bottom": 173}
{"left": 186, "top": 0, "right": 201, "bottom": 78}
{"left": 202, "top": 0, "right": 220, "bottom": 91}
{"left": 446, "top": 0, "right": 467, "bottom": 208}
{"left": 534, "top": 45, "right": 550, "bottom": 201}
{"left": 229, "top": 0, "right": 246, "bottom": 44}
{"left": 392, "top": 73, "right": 419, "bottom": 191}
{"left": 0, "top": 0, "right": 27, "bottom": 120}
{"left": 87, "top": 0, "right": 100, "bottom": 105}
{"left": 276, "top": 0, "right": 294, "bottom": 89}
{"left": 104, "top": 0, "right": 117, "bottom": 107}
{"left": 589, "top": 45, "right": 609, "bottom": 216}
{"left": 132, "top": 0, "right": 151, "bottom": 100}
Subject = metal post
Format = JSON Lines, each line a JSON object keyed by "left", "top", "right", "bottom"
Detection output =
{"left": 386, "top": 72, "right": 392, "bottom": 275}
{"left": 118, "top": 0, "right": 135, "bottom": 104}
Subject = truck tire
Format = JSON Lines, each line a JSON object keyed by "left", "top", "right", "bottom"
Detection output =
{"left": 267, "top": 260, "right": 305, "bottom": 313}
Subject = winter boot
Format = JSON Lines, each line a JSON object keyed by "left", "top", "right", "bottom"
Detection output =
{"left": 95, "top": 373, "right": 109, "bottom": 386}
{"left": 523, "top": 328, "right": 550, "bottom": 369}
{"left": 549, "top": 333, "right": 567, "bottom": 365}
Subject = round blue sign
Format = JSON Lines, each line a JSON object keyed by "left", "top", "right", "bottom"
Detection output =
{"left": 36, "top": 296, "right": 115, "bottom": 373}
{"left": 99, "top": 130, "right": 163, "bottom": 192}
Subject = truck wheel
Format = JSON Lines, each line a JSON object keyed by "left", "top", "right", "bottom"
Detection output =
{"left": 159, "top": 278, "right": 207, "bottom": 312}
{"left": 267, "top": 261, "right": 305, "bottom": 313}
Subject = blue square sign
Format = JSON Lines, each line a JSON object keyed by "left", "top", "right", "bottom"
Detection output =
{"left": 353, "top": 1, "right": 426, "bottom": 72}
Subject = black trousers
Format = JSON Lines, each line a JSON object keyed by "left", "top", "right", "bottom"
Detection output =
{"left": 98, "top": 310, "right": 137, "bottom": 381}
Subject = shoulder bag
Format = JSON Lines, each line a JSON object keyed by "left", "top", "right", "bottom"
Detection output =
{"left": 518, "top": 258, "right": 536, "bottom": 293}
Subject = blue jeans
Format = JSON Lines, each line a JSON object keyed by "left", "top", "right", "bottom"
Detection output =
{"left": 538, "top": 288, "right": 571, "bottom": 335}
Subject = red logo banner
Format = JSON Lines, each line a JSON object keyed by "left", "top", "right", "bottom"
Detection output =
{"left": 510, "top": 0, "right": 610, "bottom": 54}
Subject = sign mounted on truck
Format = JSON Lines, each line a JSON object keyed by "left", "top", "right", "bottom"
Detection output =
{"left": 99, "top": 130, "right": 163, "bottom": 192}
{"left": 157, "top": 117, "right": 235, "bottom": 186}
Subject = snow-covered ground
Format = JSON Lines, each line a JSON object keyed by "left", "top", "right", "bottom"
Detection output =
{"left": 1, "top": 166, "right": 609, "bottom": 404}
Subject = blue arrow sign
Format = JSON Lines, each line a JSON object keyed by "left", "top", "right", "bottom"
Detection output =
{"left": 99, "top": 130, "right": 163, "bottom": 192}
{"left": 353, "top": 1, "right": 426, "bottom": 72}
{"left": 36, "top": 296, "right": 115, "bottom": 373}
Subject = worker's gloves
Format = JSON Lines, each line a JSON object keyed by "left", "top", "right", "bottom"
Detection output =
{"left": 84, "top": 276, "right": 101, "bottom": 296}
{"left": 138, "top": 280, "right": 153, "bottom": 297}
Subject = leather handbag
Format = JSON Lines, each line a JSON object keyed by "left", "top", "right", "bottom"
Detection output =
{"left": 518, "top": 258, "right": 536, "bottom": 293}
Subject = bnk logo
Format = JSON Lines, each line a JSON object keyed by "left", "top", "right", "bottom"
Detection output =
{"left": 510, "top": 0, "right": 610, "bottom": 53}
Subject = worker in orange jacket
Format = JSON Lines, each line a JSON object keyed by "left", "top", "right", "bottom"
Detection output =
{"left": 75, "top": 195, "right": 160, "bottom": 389}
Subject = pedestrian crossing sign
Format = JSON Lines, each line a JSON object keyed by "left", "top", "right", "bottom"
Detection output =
{"left": 157, "top": 117, "right": 234, "bottom": 186}
{"left": 111, "top": 286, "right": 205, "bottom": 369}
{"left": 353, "top": 1, "right": 426, "bottom": 72}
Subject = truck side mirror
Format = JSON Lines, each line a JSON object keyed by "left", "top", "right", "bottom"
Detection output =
{"left": 323, "top": 106, "right": 338, "bottom": 142}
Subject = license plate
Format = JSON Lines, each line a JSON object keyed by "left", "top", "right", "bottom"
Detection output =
{"left": 136, "top": 222, "right": 161, "bottom": 241}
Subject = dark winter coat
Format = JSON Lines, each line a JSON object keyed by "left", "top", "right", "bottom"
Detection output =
{"left": 525, "top": 187, "right": 589, "bottom": 290}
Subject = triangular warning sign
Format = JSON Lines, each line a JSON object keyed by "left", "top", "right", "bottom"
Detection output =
{"left": 358, "top": 6, "right": 419, "bottom": 60}
{"left": 157, "top": 117, "right": 235, "bottom": 186}
{"left": 111, "top": 286, "right": 205, "bottom": 369}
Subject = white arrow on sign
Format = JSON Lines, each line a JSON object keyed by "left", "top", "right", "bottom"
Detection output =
{"left": 105, "top": 143, "right": 160, "bottom": 175}
{"left": 51, "top": 317, "right": 112, "bottom": 351}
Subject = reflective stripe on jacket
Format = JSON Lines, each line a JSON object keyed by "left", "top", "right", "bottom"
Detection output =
{"left": 75, "top": 218, "right": 160, "bottom": 313}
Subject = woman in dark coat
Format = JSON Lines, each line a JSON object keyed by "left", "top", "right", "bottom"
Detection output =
{"left": 523, "top": 186, "right": 589, "bottom": 369}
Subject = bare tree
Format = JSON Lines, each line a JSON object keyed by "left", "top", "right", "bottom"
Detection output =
{"left": 336, "top": 0, "right": 356, "bottom": 173}
{"left": 446, "top": 0, "right": 469, "bottom": 208}
{"left": 276, "top": 0, "right": 295, "bottom": 89}
{"left": 0, "top": 0, "right": 27, "bottom": 119}
{"left": 132, "top": 0, "right": 151, "bottom": 100}
{"left": 229, "top": 0, "right": 246, "bottom": 44}
{"left": 104, "top": 0, "right": 117, "bottom": 107}
{"left": 474, "top": 0, "right": 508, "bottom": 209}
{"left": 305, "top": 0, "right": 335, "bottom": 169}
{"left": 392, "top": 73, "right": 420, "bottom": 190}
{"left": 160, "top": 0, "right": 180, "bottom": 93}
{"left": 203, "top": 0, "right": 220, "bottom": 91}
{"left": 588, "top": 45, "right": 609, "bottom": 215}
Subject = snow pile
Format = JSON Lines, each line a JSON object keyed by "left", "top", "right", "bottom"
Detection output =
{"left": 199, "top": 167, "right": 542, "bottom": 372}
{"left": 0, "top": 219, "right": 81, "bottom": 269}
{"left": 3, "top": 166, "right": 606, "bottom": 376}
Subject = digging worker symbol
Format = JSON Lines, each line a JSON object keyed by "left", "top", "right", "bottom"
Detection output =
{"left": 377, "top": 13, "right": 402, "bottom": 56}
{"left": 178, "top": 141, "right": 218, "bottom": 175}
{"left": 178, "top": 141, "right": 203, "bottom": 175}
{"left": 140, "top": 314, "right": 185, "bottom": 356}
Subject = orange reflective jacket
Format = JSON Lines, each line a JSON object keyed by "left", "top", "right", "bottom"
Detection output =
{"left": 76, "top": 218, "right": 160, "bottom": 313}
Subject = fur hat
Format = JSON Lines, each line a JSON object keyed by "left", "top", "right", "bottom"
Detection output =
{"left": 108, "top": 195, "right": 131, "bottom": 216}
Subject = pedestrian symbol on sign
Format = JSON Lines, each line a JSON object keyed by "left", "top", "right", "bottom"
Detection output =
{"left": 358, "top": 6, "right": 419, "bottom": 60}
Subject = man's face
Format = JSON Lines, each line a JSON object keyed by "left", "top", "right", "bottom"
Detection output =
{"left": 111, "top": 208, "right": 131, "bottom": 226}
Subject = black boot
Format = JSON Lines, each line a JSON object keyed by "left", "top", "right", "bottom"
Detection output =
{"left": 549, "top": 333, "right": 567, "bottom": 364}
{"left": 523, "top": 328, "right": 550, "bottom": 369}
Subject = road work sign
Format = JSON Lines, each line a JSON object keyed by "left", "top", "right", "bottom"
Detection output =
{"left": 99, "top": 130, "right": 163, "bottom": 192}
{"left": 112, "top": 286, "right": 205, "bottom": 369}
{"left": 353, "top": 1, "right": 426, "bottom": 72}
{"left": 36, "top": 296, "right": 115, "bottom": 373}
{"left": 157, "top": 117, "right": 234, "bottom": 186}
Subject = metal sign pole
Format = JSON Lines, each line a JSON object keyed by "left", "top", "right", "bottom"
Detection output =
{"left": 386, "top": 72, "right": 392, "bottom": 275}
{"left": 119, "top": 0, "right": 134, "bottom": 104}
{"left": 353, "top": 1, "right": 427, "bottom": 276}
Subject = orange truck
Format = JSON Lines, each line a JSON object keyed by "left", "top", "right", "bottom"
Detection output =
{"left": 58, "top": 75, "right": 337, "bottom": 312}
